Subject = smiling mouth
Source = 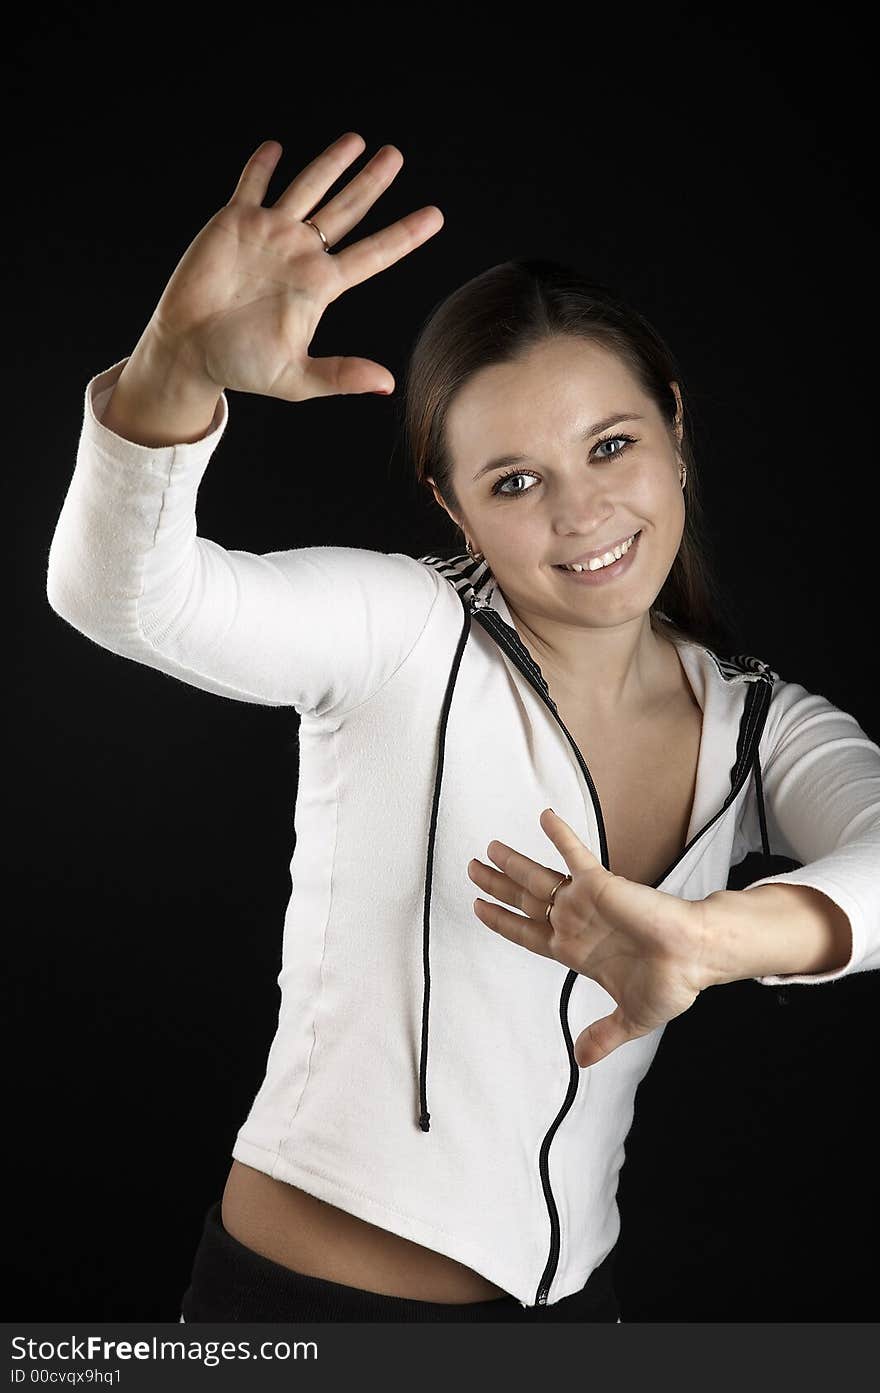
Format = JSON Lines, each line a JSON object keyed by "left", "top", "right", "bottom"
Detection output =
{"left": 552, "top": 530, "right": 642, "bottom": 571}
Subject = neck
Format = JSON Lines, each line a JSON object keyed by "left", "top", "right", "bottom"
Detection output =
{"left": 502, "top": 603, "right": 677, "bottom": 721}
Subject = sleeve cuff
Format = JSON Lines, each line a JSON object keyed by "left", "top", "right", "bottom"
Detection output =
{"left": 86, "top": 356, "right": 229, "bottom": 471}
{"left": 744, "top": 869, "right": 861, "bottom": 985}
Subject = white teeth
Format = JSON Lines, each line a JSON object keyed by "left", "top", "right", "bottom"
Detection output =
{"left": 560, "top": 533, "right": 637, "bottom": 572}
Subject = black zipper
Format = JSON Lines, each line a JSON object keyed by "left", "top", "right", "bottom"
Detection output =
{"left": 470, "top": 602, "right": 774, "bottom": 1305}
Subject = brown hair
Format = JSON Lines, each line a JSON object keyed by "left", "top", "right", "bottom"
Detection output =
{"left": 398, "top": 258, "right": 741, "bottom": 655}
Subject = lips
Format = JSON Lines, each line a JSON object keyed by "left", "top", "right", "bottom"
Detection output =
{"left": 552, "top": 528, "right": 643, "bottom": 584}
{"left": 554, "top": 530, "right": 641, "bottom": 569}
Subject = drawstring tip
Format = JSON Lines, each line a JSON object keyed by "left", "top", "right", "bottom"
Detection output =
{"left": 418, "top": 1111, "right": 431, "bottom": 1132}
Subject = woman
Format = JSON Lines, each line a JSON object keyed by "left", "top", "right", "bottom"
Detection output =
{"left": 46, "top": 132, "right": 880, "bottom": 1323}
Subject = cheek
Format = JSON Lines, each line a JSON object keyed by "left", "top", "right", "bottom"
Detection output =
{"left": 656, "top": 482, "right": 686, "bottom": 542}
{"left": 483, "top": 505, "right": 542, "bottom": 546}
{"left": 641, "top": 467, "right": 684, "bottom": 516}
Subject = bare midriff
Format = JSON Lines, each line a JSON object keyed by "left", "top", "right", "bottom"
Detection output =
{"left": 220, "top": 1159, "right": 510, "bottom": 1303}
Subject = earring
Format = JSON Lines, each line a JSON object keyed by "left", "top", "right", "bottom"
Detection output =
{"left": 679, "top": 464, "right": 687, "bottom": 489}
{"left": 466, "top": 539, "right": 485, "bottom": 563}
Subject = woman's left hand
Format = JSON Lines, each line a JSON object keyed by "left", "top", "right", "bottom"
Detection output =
{"left": 468, "top": 807, "right": 710, "bottom": 1068}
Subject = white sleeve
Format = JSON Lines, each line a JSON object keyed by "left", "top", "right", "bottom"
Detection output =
{"left": 732, "top": 673, "right": 880, "bottom": 985}
{"left": 46, "top": 358, "right": 441, "bottom": 720}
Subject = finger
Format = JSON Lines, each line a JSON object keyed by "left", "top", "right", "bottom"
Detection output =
{"left": 485, "top": 839, "right": 574, "bottom": 909}
{"left": 468, "top": 857, "right": 556, "bottom": 923}
{"left": 573, "top": 1012, "right": 634, "bottom": 1069}
{"left": 539, "top": 808, "right": 604, "bottom": 872}
{"left": 228, "top": 139, "right": 284, "bottom": 207}
{"left": 330, "top": 205, "right": 445, "bottom": 293}
{"left": 271, "top": 131, "right": 367, "bottom": 220}
{"left": 297, "top": 354, "right": 396, "bottom": 400}
{"left": 290, "top": 144, "right": 405, "bottom": 249}
{"left": 473, "top": 898, "right": 555, "bottom": 960}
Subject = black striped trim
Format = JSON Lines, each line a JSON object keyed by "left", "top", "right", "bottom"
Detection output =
{"left": 417, "top": 550, "right": 496, "bottom": 610}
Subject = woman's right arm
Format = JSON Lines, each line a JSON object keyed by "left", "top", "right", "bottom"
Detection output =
{"left": 46, "top": 347, "right": 441, "bottom": 719}
{"left": 45, "top": 133, "right": 446, "bottom": 718}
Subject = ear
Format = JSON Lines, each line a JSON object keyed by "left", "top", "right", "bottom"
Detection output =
{"left": 669, "top": 381, "right": 684, "bottom": 446}
{"left": 426, "top": 475, "right": 458, "bottom": 525}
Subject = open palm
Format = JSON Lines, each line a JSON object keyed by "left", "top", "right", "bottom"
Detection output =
{"left": 147, "top": 133, "right": 444, "bottom": 401}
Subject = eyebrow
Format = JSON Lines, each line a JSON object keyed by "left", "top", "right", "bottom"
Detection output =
{"left": 470, "top": 413, "right": 646, "bottom": 483}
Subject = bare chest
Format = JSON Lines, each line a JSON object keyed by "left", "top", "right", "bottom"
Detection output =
{"left": 555, "top": 691, "right": 704, "bottom": 887}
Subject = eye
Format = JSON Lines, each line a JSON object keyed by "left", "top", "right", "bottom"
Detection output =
{"left": 594, "top": 432, "right": 637, "bottom": 460}
{"left": 490, "top": 433, "right": 637, "bottom": 498}
{"left": 491, "top": 468, "right": 541, "bottom": 498}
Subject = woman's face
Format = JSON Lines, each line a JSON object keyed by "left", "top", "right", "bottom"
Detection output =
{"left": 430, "top": 336, "right": 686, "bottom": 635}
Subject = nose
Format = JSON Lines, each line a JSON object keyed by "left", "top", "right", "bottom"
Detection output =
{"left": 551, "top": 475, "right": 616, "bottom": 537}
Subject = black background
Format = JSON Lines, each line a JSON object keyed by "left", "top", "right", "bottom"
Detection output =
{"left": 7, "top": 6, "right": 877, "bottom": 1322}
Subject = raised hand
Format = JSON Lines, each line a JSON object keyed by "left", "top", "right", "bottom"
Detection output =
{"left": 147, "top": 133, "right": 444, "bottom": 401}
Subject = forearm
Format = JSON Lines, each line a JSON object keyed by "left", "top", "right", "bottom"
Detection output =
{"left": 47, "top": 347, "right": 223, "bottom": 650}
{"left": 697, "top": 884, "right": 853, "bottom": 988}
{"left": 100, "top": 322, "right": 222, "bottom": 447}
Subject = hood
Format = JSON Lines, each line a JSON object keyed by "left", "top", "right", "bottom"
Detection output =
{"left": 411, "top": 548, "right": 778, "bottom": 1133}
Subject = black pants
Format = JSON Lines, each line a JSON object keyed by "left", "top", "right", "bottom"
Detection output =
{"left": 180, "top": 1199, "right": 621, "bottom": 1322}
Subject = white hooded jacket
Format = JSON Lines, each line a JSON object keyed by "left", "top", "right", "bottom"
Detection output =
{"left": 46, "top": 358, "right": 880, "bottom": 1307}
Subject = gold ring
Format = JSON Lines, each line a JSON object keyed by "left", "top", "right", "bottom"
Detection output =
{"left": 303, "top": 218, "right": 331, "bottom": 252}
{"left": 545, "top": 873, "right": 572, "bottom": 924}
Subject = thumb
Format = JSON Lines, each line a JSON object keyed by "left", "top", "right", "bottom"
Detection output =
{"left": 304, "top": 355, "right": 395, "bottom": 398}
{"left": 573, "top": 1012, "right": 632, "bottom": 1069}
{"left": 540, "top": 807, "right": 604, "bottom": 874}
